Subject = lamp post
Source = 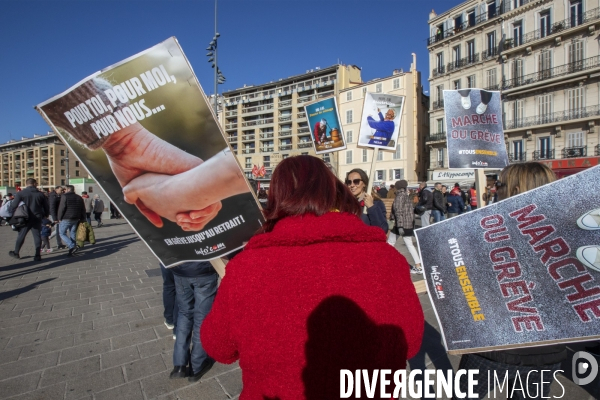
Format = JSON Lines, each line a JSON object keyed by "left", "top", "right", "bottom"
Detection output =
{"left": 206, "top": 0, "right": 226, "bottom": 115}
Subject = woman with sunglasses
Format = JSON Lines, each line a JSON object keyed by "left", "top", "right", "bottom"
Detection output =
{"left": 201, "top": 155, "right": 424, "bottom": 399}
{"left": 344, "top": 168, "right": 389, "bottom": 233}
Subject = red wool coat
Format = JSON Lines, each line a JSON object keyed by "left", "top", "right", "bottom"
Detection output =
{"left": 201, "top": 212, "right": 424, "bottom": 399}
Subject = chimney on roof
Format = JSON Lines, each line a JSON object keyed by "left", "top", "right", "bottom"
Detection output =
{"left": 429, "top": 9, "right": 437, "bottom": 20}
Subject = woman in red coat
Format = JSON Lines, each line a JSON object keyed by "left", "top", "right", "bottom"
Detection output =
{"left": 201, "top": 155, "right": 424, "bottom": 399}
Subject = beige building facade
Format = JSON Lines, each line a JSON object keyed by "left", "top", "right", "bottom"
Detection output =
{"left": 337, "top": 62, "right": 430, "bottom": 186}
{"left": 428, "top": 0, "right": 600, "bottom": 178}
{"left": 220, "top": 65, "right": 362, "bottom": 181}
{"left": 0, "top": 132, "right": 89, "bottom": 191}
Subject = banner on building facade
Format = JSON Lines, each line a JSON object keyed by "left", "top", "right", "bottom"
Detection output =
{"left": 357, "top": 92, "right": 404, "bottom": 150}
{"left": 36, "top": 37, "right": 264, "bottom": 267}
{"left": 303, "top": 97, "right": 346, "bottom": 154}
{"left": 443, "top": 89, "right": 509, "bottom": 169}
{"left": 415, "top": 165, "right": 600, "bottom": 355}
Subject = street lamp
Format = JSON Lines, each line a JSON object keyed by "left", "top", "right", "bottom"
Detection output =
{"left": 206, "top": 0, "right": 226, "bottom": 115}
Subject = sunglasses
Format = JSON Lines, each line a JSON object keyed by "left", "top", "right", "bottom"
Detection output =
{"left": 345, "top": 179, "right": 363, "bottom": 186}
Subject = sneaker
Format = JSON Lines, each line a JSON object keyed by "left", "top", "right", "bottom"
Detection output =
{"left": 577, "top": 208, "right": 600, "bottom": 230}
{"left": 72, "top": 246, "right": 80, "bottom": 255}
{"left": 58, "top": 245, "right": 67, "bottom": 250}
{"left": 8, "top": 251, "right": 19, "bottom": 259}
{"left": 461, "top": 95, "right": 471, "bottom": 110}
{"left": 476, "top": 102, "right": 488, "bottom": 114}
{"left": 410, "top": 265, "right": 423, "bottom": 274}
{"left": 577, "top": 246, "right": 600, "bottom": 273}
{"left": 164, "top": 320, "right": 175, "bottom": 330}
{"left": 46, "top": 248, "right": 53, "bottom": 253}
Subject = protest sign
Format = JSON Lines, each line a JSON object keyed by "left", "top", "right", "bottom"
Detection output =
{"left": 415, "top": 165, "right": 600, "bottom": 355}
{"left": 36, "top": 37, "right": 264, "bottom": 267}
{"left": 304, "top": 97, "right": 346, "bottom": 154}
{"left": 357, "top": 93, "right": 404, "bottom": 150}
{"left": 443, "top": 89, "right": 509, "bottom": 169}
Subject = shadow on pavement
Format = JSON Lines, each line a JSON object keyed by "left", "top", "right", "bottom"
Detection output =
{"left": 0, "top": 278, "right": 56, "bottom": 301}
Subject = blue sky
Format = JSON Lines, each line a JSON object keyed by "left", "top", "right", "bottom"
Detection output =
{"left": 0, "top": 0, "right": 458, "bottom": 143}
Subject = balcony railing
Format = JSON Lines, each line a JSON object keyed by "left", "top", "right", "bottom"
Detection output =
{"left": 484, "top": 83, "right": 500, "bottom": 91}
{"left": 242, "top": 118, "right": 274, "bottom": 127}
{"left": 225, "top": 110, "right": 238, "bottom": 117}
{"left": 260, "top": 132, "right": 274, "bottom": 139}
{"left": 298, "top": 142, "right": 313, "bottom": 148}
{"left": 481, "top": 46, "right": 499, "bottom": 61}
{"left": 279, "top": 100, "right": 292, "bottom": 107}
{"left": 297, "top": 112, "right": 306, "bottom": 119}
{"left": 426, "top": 133, "right": 446, "bottom": 142}
{"left": 505, "top": 105, "right": 600, "bottom": 130}
{"left": 503, "top": 56, "right": 600, "bottom": 90}
{"left": 447, "top": 53, "right": 479, "bottom": 74}
{"left": 241, "top": 135, "right": 255, "bottom": 141}
{"left": 242, "top": 148, "right": 255, "bottom": 154}
{"left": 279, "top": 145, "right": 293, "bottom": 151}
{"left": 436, "top": 160, "right": 445, "bottom": 168}
{"left": 317, "top": 91, "right": 334, "bottom": 99}
{"left": 428, "top": 12, "right": 498, "bottom": 46}
{"left": 261, "top": 147, "right": 274, "bottom": 152}
{"left": 279, "top": 116, "right": 292, "bottom": 122}
{"left": 225, "top": 123, "right": 238, "bottom": 130}
{"left": 432, "top": 100, "right": 444, "bottom": 110}
{"left": 298, "top": 127, "right": 310, "bottom": 133}
{"left": 228, "top": 136, "right": 238, "bottom": 142}
{"left": 297, "top": 95, "right": 315, "bottom": 104}
{"left": 504, "top": 7, "right": 600, "bottom": 51}
{"left": 508, "top": 153, "right": 527, "bottom": 163}
{"left": 432, "top": 65, "right": 446, "bottom": 77}
{"left": 562, "top": 146, "right": 587, "bottom": 158}
{"left": 596, "top": 144, "right": 600, "bottom": 156}
{"left": 533, "top": 150, "right": 555, "bottom": 160}
{"left": 279, "top": 131, "right": 292, "bottom": 137}
{"left": 242, "top": 104, "right": 274, "bottom": 114}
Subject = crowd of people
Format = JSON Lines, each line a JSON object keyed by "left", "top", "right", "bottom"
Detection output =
{"left": 156, "top": 155, "right": 590, "bottom": 399}
{"left": 1, "top": 178, "right": 111, "bottom": 260}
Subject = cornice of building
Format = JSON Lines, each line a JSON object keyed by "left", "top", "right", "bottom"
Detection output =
{"left": 429, "top": 0, "right": 479, "bottom": 25}
{"left": 0, "top": 132, "right": 61, "bottom": 150}
{"left": 339, "top": 71, "right": 410, "bottom": 93}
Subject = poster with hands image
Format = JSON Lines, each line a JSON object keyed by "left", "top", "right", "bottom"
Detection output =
{"left": 36, "top": 37, "right": 264, "bottom": 267}
{"left": 357, "top": 92, "right": 404, "bottom": 150}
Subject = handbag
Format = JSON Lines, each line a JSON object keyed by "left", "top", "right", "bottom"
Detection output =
{"left": 414, "top": 205, "right": 426, "bottom": 216}
{"left": 9, "top": 202, "right": 29, "bottom": 228}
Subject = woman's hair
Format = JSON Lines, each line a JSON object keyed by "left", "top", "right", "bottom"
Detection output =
{"left": 345, "top": 168, "right": 369, "bottom": 189}
{"left": 370, "top": 189, "right": 382, "bottom": 202}
{"left": 497, "top": 162, "right": 556, "bottom": 200}
{"left": 262, "top": 155, "right": 360, "bottom": 232}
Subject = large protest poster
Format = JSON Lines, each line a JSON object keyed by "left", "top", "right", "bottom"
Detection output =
{"left": 303, "top": 97, "right": 346, "bottom": 154}
{"left": 415, "top": 165, "right": 600, "bottom": 355}
{"left": 443, "top": 89, "right": 509, "bottom": 169}
{"left": 357, "top": 93, "right": 404, "bottom": 150}
{"left": 36, "top": 37, "right": 264, "bottom": 267}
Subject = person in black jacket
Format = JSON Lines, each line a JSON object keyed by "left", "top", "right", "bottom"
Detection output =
{"left": 57, "top": 185, "right": 86, "bottom": 256}
{"left": 9, "top": 178, "right": 49, "bottom": 261}
{"left": 48, "top": 186, "right": 66, "bottom": 249}
{"left": 417, "top": 182, "right": 433, "bottom": 227}
{"left": 431, "top": 182, "right": 447, "bottom": 223}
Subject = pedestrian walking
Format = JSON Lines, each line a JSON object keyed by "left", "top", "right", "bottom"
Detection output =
{"left": 160, "top": 263, "right": 178, "bottom": 339}
{"left": 82, "top": 191, "right": 93, "bottom": 224}
{"left": 201, "top": 155, "right": 424, "bottom": 399}
{"left": 40, "top": 217, "right": 53, "bottom": 253}
{"left": 392, "top": 179, "right": 423, "bottom": 274}
{"left": 432, "top": 182, "right": 447, "bottom": 223}
{"left": 0, "top": 193, "right": 14, "bottom": 226}
{"left": 8, "top": 178, "right": 49, "bottom": 261}
{"left": 93, "top": 195, "right": 104, "bottom": 227}
{"left": 447, "top": 187, "right": 465, "bottom": 218}
{"left": 169, "top": 262, "right": 218, "bottom": 382}
{"left": 417, "top": 182, "right": 433, "bottom": 226}
{"left": 57, "top": 185, "right": 86, "bottom": 257}
{"left": 48, "top": 186, "right": 66, "bottom": 249}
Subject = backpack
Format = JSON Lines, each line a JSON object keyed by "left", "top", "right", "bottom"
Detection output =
{"left": 0, "top": 200, "right": 13, "bottom": 218}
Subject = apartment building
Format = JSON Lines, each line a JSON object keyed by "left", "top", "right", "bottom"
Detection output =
{"left": 428, "top": 0, "right": 600, "bottom": 178}
{"left": 0, "top": 132, "right": 88, "bottom": 191}
{"left": 220, "top": 65, "right": 362, "bottom": 181}
{"left": 337, "top": 62, "right": 430, "bottom": 185}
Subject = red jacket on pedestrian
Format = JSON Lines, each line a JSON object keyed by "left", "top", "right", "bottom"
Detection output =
{"left": 201, "top": 212, "right": 424, "bottom": 399}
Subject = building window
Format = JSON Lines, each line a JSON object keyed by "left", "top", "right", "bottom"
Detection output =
{"left": 60, "top": 150, "right": 65, "bottom": 156}
{"left": 436, "top": 53, "right": 444, "bottom": 72}
{"left": 538, "top": 50, "right": 552, "bottom": 78}
{"left": 513, "top": 21, "right": 523, "bottom": 46}
{"left": 567, "top": 131, "right": 584, "bottom": 148}
{"left": 393, "top": 144, "right": 402, "bottom": 160}
{"left": 263, "top": 156, "right": 270, "bottom": 167}
{"left": 375, "top": 170, "right": 385, "bottom": 181}
{"left": 61, "top": 179, "right": 65, "bottom": 185}
{"left": 467, "top": 75, "right": 476, "bottom": 88}
{"left": 375, "top": 83, "right": 382, "bottom": 93}
{"left": 377, "top": 150, "right": 383, "bottom": 161}
{"left": 488, "top": 1, "right": 497, "bottom": 18}
{"left": 537, "top": 94, "right": 552, "bottom": 121}
{"left": 362, "top": 87, "right": 367, "bottom": 96}
{"left": 486, "top": 69, "right": 497, "bottom": 89}
{"left": 453, "top": 45, "right": 461, "bottom": 66}
{"left": 346, "top": 91, "right": 352, "bottom": 101}
{"left": 322, "top": 154, "right": 331, "bottom": 163}
{"left": 540, "top": 10, "right": 551, "bottom": 38}
{"left": 347, "top": 130, "right": 353, "bottom": 143}
{"left": 514, "top": 99, "right": 524, "bottom": 123}
{"left": 60, "top": 160, "right": 64, "bottom": 166}
{"left": 392, "top": 169, "right": 404, "bottom": 180}
{"left": 346, "top": 110, "right": 353, "bottom": 124}
{"left": 346, "top": 150, "right": 353, "bottom": 164}
{"left": 75, "top": 170, "right": 80, "bottom": 177}
{"left": 568, "top": 87, "right": 584, "bottom": 113}
{"left": 466, "top": 40, "right": 476, "bottom": 63}
{"left": 362, "top": 149, "right": 368, "bottom": 163}
{"left": 513, "top": 140, "right": 524, "bottom": 159}
{"left": 453, "top": 79, "right": 461, "bottom": 90}
{"left": 512, "top": 59, "right": 524, "bottom": 84}
{"left": 75, "top": 161, "right": 80, "bottom": 167}
{"left": 539, "top": 136, "right": 552, "bottom": 159}
{"left": 437, "top": 118, "right": 444, "bottom": 134}
{"left": 570, "top": 0, "right": 583, "bottom": 27}
{"left": 486, "top": 32, "right": 496, "bottom": 55}
{"left": 393, "top": 78, "right": 400, "bottom": 89}
{"left": 568, "top": 41, "right": 584, "bottom": 70}
{"left": 61, "top": 169, "right": 65, "bottom": 176}
{"left": 436, "top": 85, "right": 444, "bottom": 102}
{"left": 437, "top": 148, "right": 444, "bottom": 166}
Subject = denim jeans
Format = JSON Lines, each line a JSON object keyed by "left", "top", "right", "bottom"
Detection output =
{"left": 160, "top": 264, "right": 178, "bottom": 331}
{"left": 85, "top": 212, "right": 92, "bottom": 225}
{"left": 173, "top": 272, "right": 218, "bottom": 373}
{"left": 432, "top": 209, "right": 446, "bottom": 223}
{"left": 59, "top": 219, "right": 79, "bottom": 249}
